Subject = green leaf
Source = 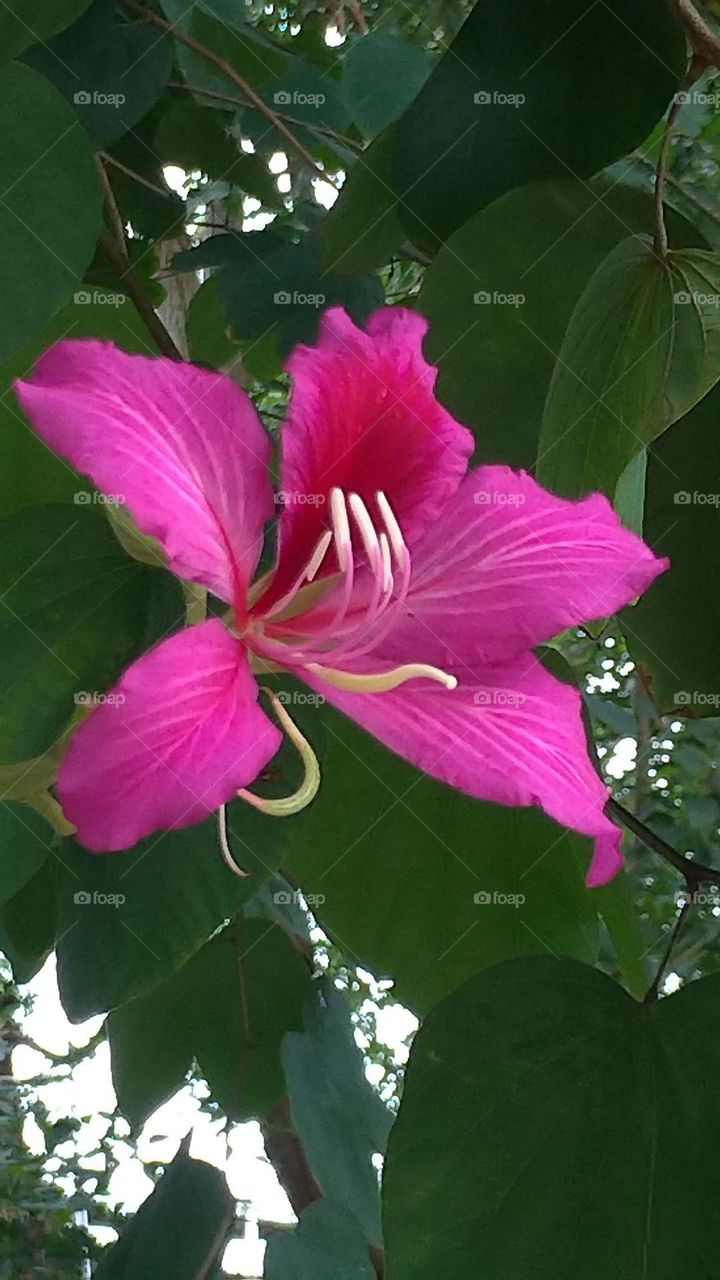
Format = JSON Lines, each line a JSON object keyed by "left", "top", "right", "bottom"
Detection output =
{"left": 0, "top": 62, "right": 101, "bottom": 363}
{"left": 0, "top": 505, "right": 182, "bottom": 764}
{"left": 622, "top": 383, "right": 720, "bottom": 716}
{"left": 382, "top": 956, "right": 720, "bottom": 1280}
{"left": 186, "top": 277, "right": 238, "bottom": 369}
{"left": 175, "top": 231, "right": 383, "bottom": 354}
{"left": 0, "top": 289, "right": 159, "bottom": 518}
{"left": 417, "top": 179, "right": 703, "bottom": 470}
{"left": 0, "top": 0, "right": 92, "bottom": 65}
{"left": 0, "top": 804, "right": 51, "bottom": 906}
{"left": 258, "top": 61, "right": 352, "bottom": 154}
{"left": 265, "top": 1200, "right": 375, "bottom": 1280}
{"left": 593, "top": 871, "right": 649, "bottom": 1001}
{"left": 285, "top": 707, "right": 598, "bottom": 1014}
{"left": 537, "top": 238, "right": 720, "bottom": 500}
{"left": 323, "top": 130, "right": 407, "bottom": 276}
{"left": 26, "top": 0, "right": 172, "bottom": 147}
{"left": 55, "top": 799, "right": 290, "bottom": 1020}
{"left": 283, "top": 983, "right": 393, "bottom": 1246}
{"left": 108, "top": 921, "right": 310, "bottom": 1126}
{"left": 391, "top": 0, "right": 684, "bottom": 244}
{"left": 343, "top": 32, "right": 433, "bottom": 140}
{"left": 0, "top": 858, "right": 57, "bottom": 982}
{"left": 93, "top": 1148, "right": 233, "bottom": 1280}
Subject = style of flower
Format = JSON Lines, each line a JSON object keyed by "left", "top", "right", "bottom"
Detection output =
{"left": 16, "top": 307, "right": 666, "bottom": 885}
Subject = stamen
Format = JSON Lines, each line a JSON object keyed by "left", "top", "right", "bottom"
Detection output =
{"left": 330, "top": 487, "right": 351, "bottom": 571}
{"left": 376, "top": 490, "right": 408, "bottom": 568}
{"left": 264, "top": 529, "right": 334, "bottom": 620}
{"left": 379, "top": 532, "right": 393, "bottom": 594}
{"left": 348, "top": 492, "right": 381, "bottom": 569}
{"left": 237, "top": 687, "right": 320, "bottom": 816}
{"left": 305, "top": 528, "right": 333, "bottom": 582}
{"left": 217, "top": 804, "right": 251, "bottom": 878}
{"left": 306, "top": 662, "right": 457, "bottom": 693}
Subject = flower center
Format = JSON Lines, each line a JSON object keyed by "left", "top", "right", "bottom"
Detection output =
{"left": 256, "top": 488, "right": 456, "bottom": 693}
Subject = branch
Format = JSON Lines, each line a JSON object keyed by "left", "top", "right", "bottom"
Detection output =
{"left": 124, "top": 3, "right": 334, "bottom": 180}
{"left": 167, "top": 80, "right": 361, "bottom": 152}
{"left": 98, "top": 227, "right": 183, "bottom": 360}
{"left": 100, "top": 150, "right": 174, "bottom": 200}
{"left": 668, "top": 0, "right": 720, "bottom": 65}
{"left": 606, "top": 797, "right": 720, "bottom": 890}
{"left": 644, "top": 898, "right": 692, "bottom": 1001}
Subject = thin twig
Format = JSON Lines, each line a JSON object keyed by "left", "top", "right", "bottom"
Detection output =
{"left": 123, "top": 3, "right": 335, "bottom": 180}
{"left": 644, "top": 899, "right": 692, "bottom": 1001}
{"left": 668, "top": 0, "right": 720, "bottom": 66}
{"left": 98, "top": 227, "right": 183, "bottom": 359}
{"left": 95, "top": 154, "right": 129, "bottom": 259}
{"left": 100, "top": 150, "right": 175, "bottom": 200}
{"left": 606, "top": 797, "right": 720, "bottom": 890}
{"left": 654, "top": 58, "right": 703, "bottom": 257}
{"left": 167, "top": 79, "right": 361, "bottom": 151}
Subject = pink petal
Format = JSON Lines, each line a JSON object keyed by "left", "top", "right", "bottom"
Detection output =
{"left": 15, "top": 342, "right": 273, "bottom": 608}
{"left": 382, "top": 466, "right": 668, "bottom": 668}
{"left": 263, "top": 306, "right": 473, "bottom": 608}
{"left": 60, "top": 619, "right": 281, "bottom": 851}
{"left": 301, "top": 654, "right": 622, "bottom": 886}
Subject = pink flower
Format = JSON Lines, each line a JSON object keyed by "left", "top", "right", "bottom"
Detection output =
{"left": 15, "top": 307, "right": 667, "bottom": 886}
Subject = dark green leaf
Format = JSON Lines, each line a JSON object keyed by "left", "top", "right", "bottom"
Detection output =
{"left": 56, "top": 799, "right": 289, "bottom": 1020}
{"left": 93, "top": 1148, "right": 233, "bottom": 1280}
{"left": 0, "top": 289, "right": 161, "bottom": 518}
{"left": 343, "top": 32, "right": 433, "bottom": 141}
{"left": 417, "top": 180, "right": 703, "bottom": 470}
{"left": 0, "top": 62, "right": 101, "bottom": 363}
{"left": 537, "top": 238, "right": 720, "bottom": 499}
{"left": 175, "top": 231, "right": 383, "bottom": 354}
{"left": 382, "top": 956, "right": 720, "bottom": 1280}
{"left": 26, "top": 0, "right": 172, "bottom": 147}
{"left": 283, "top": 983, "right": 393, "bottom": 1245}
{"left": 0, "top": 506, "right": 182, "bottom": 764}
{"left": 265, "top": 1200, "right": 375, "bottom": 1280}
{"left": 0, "top": 804, "right": 51, "bottom": 906}
{"left": 623, "top": 383, "right": 720, "bottom": 716}
{"left": 286, "top": 707, "right": 598, "bottom": 1014}
{"left": 108, "top": 920, "right": 310, "bottom": 1125}
{"left": 392, "top": 0, "right": 684, "bottom": 244}
{"left": 0, "top": 0, "right": 91, "bottom": 65}
{"left": 323, "top": 130, "right": 406, "bottom": 276}
{"left": 0, "top": 858, "right": 57, "bottom": 982}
